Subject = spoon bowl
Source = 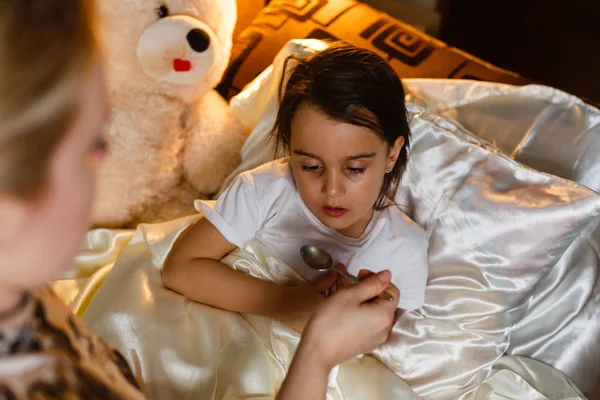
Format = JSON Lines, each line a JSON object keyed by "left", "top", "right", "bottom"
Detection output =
{"left": 300, "top": 245, "right": 333, "bottom": 271}
{"left": 301, "top": 245, "right": 360, "bottom": 284}
{"left": 300, "top": 245, "right": 393, "bottom": 302}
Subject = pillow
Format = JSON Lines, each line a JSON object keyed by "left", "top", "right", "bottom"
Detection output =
{"left": 217, "top": 0, "right": 530, "bottom": 101}
{"left": 396, "top": 79, "right": 600, "bottom": 395}
{"left": 224, "top": 39, "right": 600, "bottom": 399}
{"left": 234, "top": 0, "right": 267, "bottom": 37}
{"left": 435, "top": 84, "right": 600, "bottom": 193}
{"left": 385, "top": 105, "right": 600, "bottom": 399}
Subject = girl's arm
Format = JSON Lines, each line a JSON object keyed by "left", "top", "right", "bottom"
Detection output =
{"left": 162, "top": 218, "right": 331, "bottom": 328}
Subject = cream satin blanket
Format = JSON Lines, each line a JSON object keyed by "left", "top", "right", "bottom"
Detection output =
{"left": 51, "top": 215, "right": 586, "bottom": 400}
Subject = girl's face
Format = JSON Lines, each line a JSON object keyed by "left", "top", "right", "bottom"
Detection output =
{"left": 289, "top": 105, "right": 403, "bottom": 238}
{"left": 0, "top": 62, "right": 108, "bottom": 291}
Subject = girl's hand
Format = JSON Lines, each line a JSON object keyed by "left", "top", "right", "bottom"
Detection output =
{"left": 300, "top": 270, "right": 400, "bottom": 370}
{"left": 280, "top": 272, "right": 337, "bottom": 333}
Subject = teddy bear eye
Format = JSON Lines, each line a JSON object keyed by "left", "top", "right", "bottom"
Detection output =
{"left": 157, "top": 5, "right": 170, "bottom": 18}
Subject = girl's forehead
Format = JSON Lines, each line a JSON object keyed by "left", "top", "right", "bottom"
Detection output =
{"left": 290, "top": 106, "right": 385, "bottom": 151}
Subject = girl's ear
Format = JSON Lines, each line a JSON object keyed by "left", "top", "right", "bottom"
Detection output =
{"left": 387, "top": 136, "right": 405, "bottom": 170}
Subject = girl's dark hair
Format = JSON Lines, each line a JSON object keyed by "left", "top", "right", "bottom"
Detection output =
{"left": 270, "top": 41, "right": 411, "bottom": 209}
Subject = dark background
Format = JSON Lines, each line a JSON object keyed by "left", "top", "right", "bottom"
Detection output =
{"left": 436, "top": 0, "right": 600, "bottom": 103}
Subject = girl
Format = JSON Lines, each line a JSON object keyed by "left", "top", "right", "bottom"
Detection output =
{"left": 163, "top": 42, "right": 428, "bottom": 333}
{"left": 0, "top": 1, "right": 397, "bottom": 397}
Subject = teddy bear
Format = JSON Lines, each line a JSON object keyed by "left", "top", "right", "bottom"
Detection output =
{"left": 92, "top": 0, "right": 246, "bottom": 228}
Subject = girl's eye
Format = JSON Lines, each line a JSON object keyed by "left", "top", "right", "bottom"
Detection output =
{"left": 92, "top": 137, "right": 109, "bottom": 155}
{"left": 85, "top": 138, "right": 109, "bottom": 170}
{"left": 347, "top": 167, "right": 366, "bottom": 175}
{"left": 86, "top": 137, "right": 109, "bottom": 165}
{"left": 157, "top": 5, "right": 170, "bottom": 18}
{"left": 300, "top": 165, "right": 322, "bottom": 172}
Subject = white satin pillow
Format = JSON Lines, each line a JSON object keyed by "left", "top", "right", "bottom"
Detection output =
{"left": 412, "top": 81, "right": 600, "bottom": 194}
{"left": 383, "top": 104, "right": 600, "bottom": 399}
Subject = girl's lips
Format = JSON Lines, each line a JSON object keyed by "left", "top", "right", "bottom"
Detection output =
{"left": 322, "top": 206, "right": 347, "bottom": 218}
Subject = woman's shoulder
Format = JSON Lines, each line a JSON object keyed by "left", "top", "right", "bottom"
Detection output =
{"left": 0, "top": 286, "right": 146, "bottom": 399}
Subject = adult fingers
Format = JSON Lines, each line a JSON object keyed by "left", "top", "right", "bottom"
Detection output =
{"left": 343, "top": 270, "right": 391, "bottom": 303}
{"left": 369, "top": 283, "right": 400, "bottom": 308}
{"left": 313, "top": 270, "right": 337, "bottom": 292}
{"left": 357, "top": 269, "right": 376, "bottom": 280}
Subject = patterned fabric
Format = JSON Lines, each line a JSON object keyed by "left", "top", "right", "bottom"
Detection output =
{"left": 0, "top": 286, "right": 146, "bottom": 400}
{"left": 235, "top": 0, "right": 269, "bottom": 38}
{"left": 217, "top": 0, "right": 531, "bottom": 100}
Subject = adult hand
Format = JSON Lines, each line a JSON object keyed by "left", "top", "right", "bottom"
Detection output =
{"left": 276, "top": 270, "right": 399, "bottom": 400}
{"left": 329, "top": 266, "right": 397, "bottom": 303}
{"left": 300, "top": 270, "right": 399, "bottom": 370}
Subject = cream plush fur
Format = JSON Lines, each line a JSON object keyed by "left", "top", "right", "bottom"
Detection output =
{"left": 92, "top": 0, "right": 245, "bottom": 228}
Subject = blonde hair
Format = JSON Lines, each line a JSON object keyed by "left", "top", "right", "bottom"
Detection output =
{"left": 0, "top": 0, "right": 97, "bottom": 195}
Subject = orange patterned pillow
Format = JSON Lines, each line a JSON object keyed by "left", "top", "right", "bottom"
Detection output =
{"left": 218, "top": 0, "right": 531, "bottom": 100}
{"left": 234, "top": 0, "right": 267, "bottom": 38}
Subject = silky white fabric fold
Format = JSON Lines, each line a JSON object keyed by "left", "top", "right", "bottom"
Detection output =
{"left": 75, "top": 217, "right": 586, "bottom": 400}
{"left": 51, "top": 228, "right": 135, "bottom": 315}
{"left": 462, "top": 356, "right": 585, "bottom": 400}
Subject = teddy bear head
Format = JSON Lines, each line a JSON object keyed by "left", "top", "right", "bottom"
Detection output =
{"left": 97, "top": 0, "right": 237, "bottom": 101}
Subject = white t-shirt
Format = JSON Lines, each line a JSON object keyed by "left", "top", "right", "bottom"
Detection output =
{"left": 195, "top": 159, "right": 428, "bottom": 310}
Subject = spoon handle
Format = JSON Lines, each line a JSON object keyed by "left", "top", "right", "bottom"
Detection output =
{"left": 333, "top": 267, "right": 395, "bottom": 302}
{"left": 333, "top": 267, "right": 361, "bottom": 284}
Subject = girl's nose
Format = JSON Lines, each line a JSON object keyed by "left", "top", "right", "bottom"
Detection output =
{"left": 322, "top": 171, "right": 345, "bottom": 198}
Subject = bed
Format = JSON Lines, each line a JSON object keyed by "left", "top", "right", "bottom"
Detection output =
{"left": 52, "top": 1, "right": 600, "bottom": 399}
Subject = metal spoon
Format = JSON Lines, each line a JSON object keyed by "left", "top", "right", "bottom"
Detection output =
{"left": 300, "top": 245, "right": 394, "bottom": 302}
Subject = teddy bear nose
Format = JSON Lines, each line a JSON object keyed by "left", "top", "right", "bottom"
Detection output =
{"left": 186, "top": 28, "right": 210, "bottom": 53}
